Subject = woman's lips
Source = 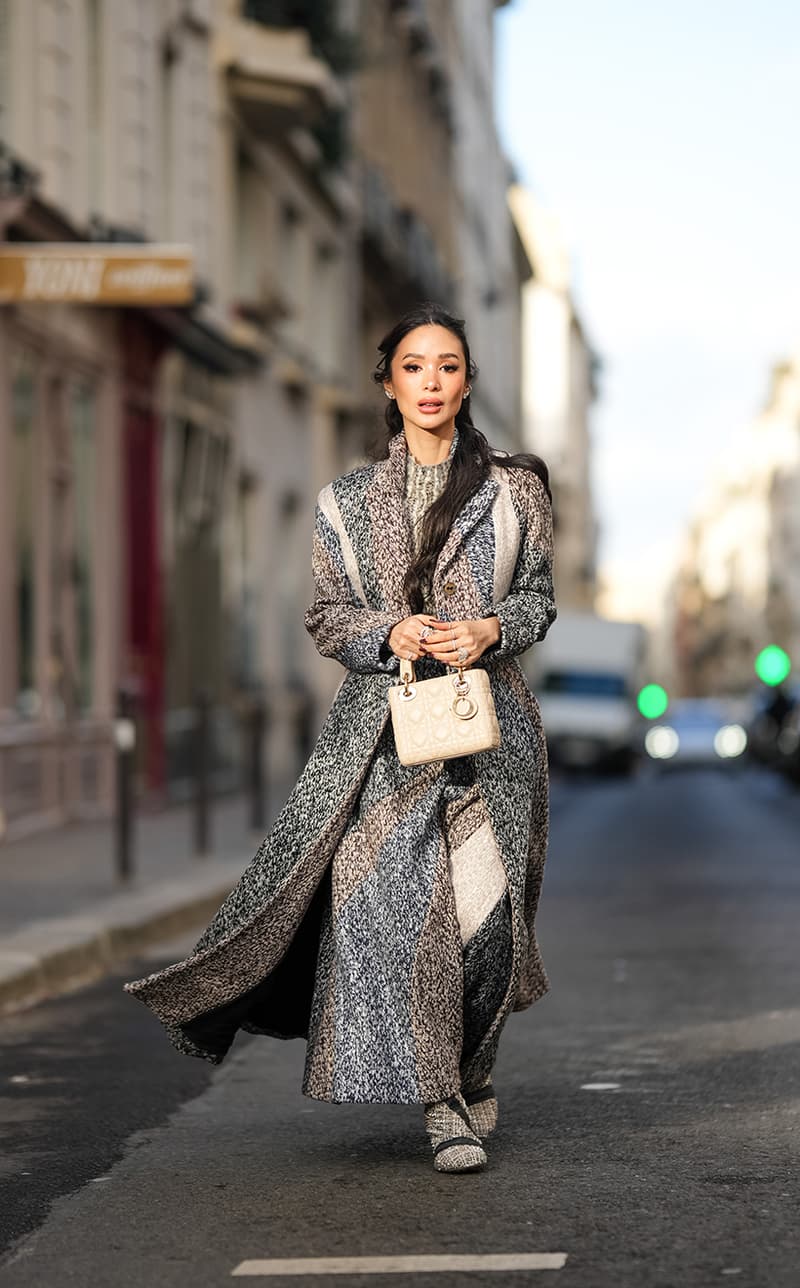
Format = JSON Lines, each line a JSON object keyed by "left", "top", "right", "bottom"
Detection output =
{"left": 418, "top": 402, "right": 443, "bottom": 413}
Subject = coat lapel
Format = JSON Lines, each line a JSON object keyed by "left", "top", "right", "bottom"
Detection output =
{"left": 434, "top": 472, "right": 499, "bottom": 579}
{"left": 369, "top": 432, "right": 416, "bottom": 612}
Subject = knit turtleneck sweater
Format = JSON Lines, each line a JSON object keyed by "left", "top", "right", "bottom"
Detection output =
{"left": 404, "top": 428, "right": 458, "bottom": 611}
{"left": 404, "top": 428, "right": 458, "bottom": 553}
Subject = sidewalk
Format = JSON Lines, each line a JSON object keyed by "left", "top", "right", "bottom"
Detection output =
{"left": 0, "top": 783, "right": 293, "bottom": 1013}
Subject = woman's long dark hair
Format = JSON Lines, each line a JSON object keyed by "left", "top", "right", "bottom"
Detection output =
{"left": 371, "top": 301, "right": 551, "bottom": 615}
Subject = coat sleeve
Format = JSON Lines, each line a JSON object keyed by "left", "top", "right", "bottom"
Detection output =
{"left": 483, "top": 469, "right": 557, "bottom": 660}
{"left": 304, "top": 493, "right": 401, "bottom": 675}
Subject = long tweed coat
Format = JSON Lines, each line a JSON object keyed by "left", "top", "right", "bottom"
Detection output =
{"left": 124, "top": 430, "right": 556, "bottom": 1104}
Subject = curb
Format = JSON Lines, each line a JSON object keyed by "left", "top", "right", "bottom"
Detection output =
{"left": 0, "top": 857, "right": 247, "bottom": 1014}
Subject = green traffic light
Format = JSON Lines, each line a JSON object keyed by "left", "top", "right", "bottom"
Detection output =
{"left": 754, "top": 645, "right": 791, "bottom": 687}
{"left": 637, "top": 683, "right": 669, "bottom": 719}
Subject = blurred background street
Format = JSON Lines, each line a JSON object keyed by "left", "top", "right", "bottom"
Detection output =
{"left": 1, "top": 0, "right": 799, "bottom": 1284}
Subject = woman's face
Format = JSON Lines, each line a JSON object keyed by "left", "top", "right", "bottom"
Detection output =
{"left": 384, "top": 324, "right": 469, "bottom": 436}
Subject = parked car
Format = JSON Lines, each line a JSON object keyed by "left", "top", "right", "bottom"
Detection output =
{"left": 643, "top": 698, "right": 748, "bottom": 769}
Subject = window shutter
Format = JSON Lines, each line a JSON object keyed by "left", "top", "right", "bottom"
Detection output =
{"left": 0, "top": 0, "right": 10, "bottom": 129}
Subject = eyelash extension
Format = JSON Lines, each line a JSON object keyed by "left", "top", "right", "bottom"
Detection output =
{"left": 403, "top": 364, "right": 459, "bottom": 373}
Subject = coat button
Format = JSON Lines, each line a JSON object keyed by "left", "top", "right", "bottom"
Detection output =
{"left": 443, "top": 580, "right": 456, "bottom": 597}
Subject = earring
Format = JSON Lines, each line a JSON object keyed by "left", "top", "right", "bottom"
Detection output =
{"left": 464, "top": 387, "right": 471, "bottom": 396}
{"left": 385, "top": 390, "right": 395, "bottom": 399}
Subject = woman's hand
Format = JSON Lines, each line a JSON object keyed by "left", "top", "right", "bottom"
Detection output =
{"left": 420, "top": 617, "right": 502, "bottom": 667}
{"left": 388, "top": 615, "right": 443, "bottom": 661}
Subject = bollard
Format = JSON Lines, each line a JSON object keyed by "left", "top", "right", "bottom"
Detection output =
{"left": 248, "top": 689, "right": 268, "bottom": 834}
{"left": 193, "top": 689, "right": 212, "bottom": 858}
{"left": 114, "top": 687, "right": 137, "bottom": 882}
{"left": 296, "top": 683, "right": 314, "bottom": 770}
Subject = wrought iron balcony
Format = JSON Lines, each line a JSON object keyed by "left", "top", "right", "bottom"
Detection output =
{"left": 242, "top": 1, "right": 359, "bottom": 75}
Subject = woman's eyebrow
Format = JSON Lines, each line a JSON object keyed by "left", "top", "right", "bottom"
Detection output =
{"left": 401, "top": 352, "right": 461, "bottom": 361}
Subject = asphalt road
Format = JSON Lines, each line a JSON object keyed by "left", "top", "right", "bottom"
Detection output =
{"left": 1, "top": 765, "right": 798, "bottom": 1287}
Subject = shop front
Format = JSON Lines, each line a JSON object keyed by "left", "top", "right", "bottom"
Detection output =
{"left": 0, "top": 191, "right": 257, "bottom": 836}
{"left": 0, "top": 298, "right": 121, "bottom": 837}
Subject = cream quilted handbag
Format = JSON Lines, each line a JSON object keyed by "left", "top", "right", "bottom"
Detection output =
{"left": 388, "top": 658, "right": 501, "bottom": 766}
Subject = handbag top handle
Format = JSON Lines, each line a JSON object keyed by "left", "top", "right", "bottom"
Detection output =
{"left": 398, "top": 655, "right": 471, "bottom": 699}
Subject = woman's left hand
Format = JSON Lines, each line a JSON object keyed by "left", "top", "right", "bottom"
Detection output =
{"left": 419, "top": 617, "right": 501, "bottom": 666}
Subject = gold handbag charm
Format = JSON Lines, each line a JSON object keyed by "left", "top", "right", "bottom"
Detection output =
{"left": 450, "top": 670, "right": 478, "bottom": 720}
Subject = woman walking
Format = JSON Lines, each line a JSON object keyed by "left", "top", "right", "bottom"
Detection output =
{"left": 124, "top": 302, "right": 556, "bottom": 1174}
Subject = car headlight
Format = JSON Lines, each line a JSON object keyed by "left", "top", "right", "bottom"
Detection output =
{"left": 714, "top": 724, "right": 747, "bottom": 758}
{"left": 645, "top": 726, "right": 679, "bottom": 759}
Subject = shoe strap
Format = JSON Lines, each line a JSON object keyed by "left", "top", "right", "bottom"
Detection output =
{"left": 464, "top": 1084, "right": 496, "bottom": 1107}
{"left": 433, "top": 1135, "right": 482, "bottom": 1158}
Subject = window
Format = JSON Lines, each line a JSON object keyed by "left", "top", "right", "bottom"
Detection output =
{"left": 0, "top": 0, "right": 10, "bottom": 135}
{"left": 174, "top": 419, "right": 229, "bottom": 536}
{"left": 276, "top": 489, "right": 303, "bottom": 683}
{"left": 87, "top": 0, "right": 102, "bottom": 211}
{"left": 542, "top": 671, "right": 628, "bottom": 700}
{"left": 69, "top": 383, "right": 96, "bottom": 712}
{"left": 232, "top": 473, "right": 261, "bottom": 689}
{"left": 11, "top": 365, "right": 37, "bottom": 716}
{"left": 311, "top": 240, "right": 339, "bottom": 373}
{"left": 279, "top": 201, "right": 304, "bottom": 341}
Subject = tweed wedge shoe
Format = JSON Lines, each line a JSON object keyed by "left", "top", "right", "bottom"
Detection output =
{"left": 424, "top": 1093, "right": 487, "bottom": 1173}
{"left": 463, "top": 1078, "right": 499, "bottom": 1138}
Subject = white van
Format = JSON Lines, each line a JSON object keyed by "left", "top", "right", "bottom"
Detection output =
{"left": 524, "top": 611, "right": 648, "bottom": 773}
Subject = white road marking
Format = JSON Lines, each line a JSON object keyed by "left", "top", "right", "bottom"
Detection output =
{"left": 580, "top": 1082, "right": 621, "bottom": 1091}
{"left": 231, "top": 1253, "right": 568, "bottom": 1276}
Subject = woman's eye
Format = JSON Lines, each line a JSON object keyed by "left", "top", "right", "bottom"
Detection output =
{"left": 401, "top": 363, "right": 459, "bottom": 373}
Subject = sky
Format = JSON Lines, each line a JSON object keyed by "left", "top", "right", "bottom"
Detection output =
{"left": 495, "top": 0, "right": 800, "bottom": 620}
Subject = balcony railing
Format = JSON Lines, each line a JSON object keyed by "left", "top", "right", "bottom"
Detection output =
{"left": 362, "top": 165, "right": 453, "bottom": 304}
{"left": 242, "top": 1, "right": 359, "bottom": 75}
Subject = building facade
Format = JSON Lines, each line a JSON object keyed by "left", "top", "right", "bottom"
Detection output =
{"left": 0, "top": 0, "right": 529, "bottom": 839}
{"left": 667, "top": 354, "right": 800, "bottom": 697}
{"left": 0, "top": 1, "right": 262, "bottom": 835}
{"left": 446, "top": 0, "right": 529, "bottom": 452}
{"left": 509, "top": 186, "right": 598, "bottom": 612}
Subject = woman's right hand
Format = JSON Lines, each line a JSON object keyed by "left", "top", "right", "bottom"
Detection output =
{"left": 388, "top": 614, "right": 441, "bottom": 662}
